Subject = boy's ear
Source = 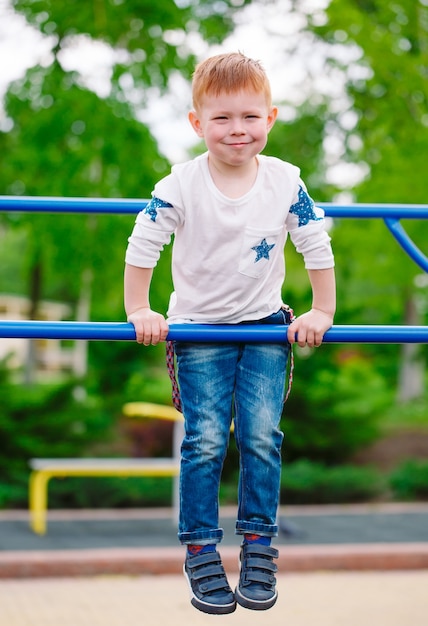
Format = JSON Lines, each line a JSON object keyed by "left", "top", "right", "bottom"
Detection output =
{"left": 267, "top": 106, "right": 278, "bottom": 132}
{"left": 188, "top": 110, "right": 204, "bottom": 137}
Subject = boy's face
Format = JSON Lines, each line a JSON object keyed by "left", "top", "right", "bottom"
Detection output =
{"left": 189, "top": 89, "right": 277, "bottom": 169}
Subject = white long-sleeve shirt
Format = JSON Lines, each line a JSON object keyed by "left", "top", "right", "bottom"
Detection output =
{"left": 126, "top": 152, "right": 334, "bottom": 324}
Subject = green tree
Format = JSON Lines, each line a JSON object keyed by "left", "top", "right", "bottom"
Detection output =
{"left": 311, "top": 0, "right": 428, "bottom": 203}
{"left": 307, "top": 0, "right": 428, "bottom": 399}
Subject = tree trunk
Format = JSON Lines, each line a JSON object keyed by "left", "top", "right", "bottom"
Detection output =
{"left": 24, "top": 255, "right": 42, "bottom": 386}
{"left": 397, "top": 295, "right": 425, "bottom": 402}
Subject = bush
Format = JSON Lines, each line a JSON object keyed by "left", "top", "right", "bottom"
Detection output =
{"left": 48, "top": 476, "right": 174, "bottom": 509}
{"left": 280, "top": 459, "right": 383, "bottom": 504}
{"left": 0, "top": 359, "right": 114, "bottom": 508}
{"left": 282, "top": 353, "right": 392, "bottom": 464}
{"left": 390, "top": 460, "right": 428, "bottom": 501}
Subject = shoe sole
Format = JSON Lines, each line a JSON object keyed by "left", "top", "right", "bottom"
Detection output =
{"left": 183, "top": 564, "right": 237, "bottom": 615}
{"left": 235, "top": 585, "right": 278, "bottom": 611}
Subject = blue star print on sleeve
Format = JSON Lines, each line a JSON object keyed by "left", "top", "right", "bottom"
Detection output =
{"left": 143, "top": 196, "right": 173, "bottom": 222}
{"left": 252, "top": 238, "right": 275, "bottom": 262}
{"left": 289, "top": 186, "right": 322, "bottom": 227}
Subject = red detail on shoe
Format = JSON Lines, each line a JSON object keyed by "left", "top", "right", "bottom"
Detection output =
{"left": 188, "top": 545, "right": 204, "bottom": 555}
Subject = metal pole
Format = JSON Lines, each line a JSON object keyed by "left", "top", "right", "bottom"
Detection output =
{"left": 0, "top": 321, "right": 427, "bottom": 343}
{"left": 1, "top": 196, "right": 428, "bottom": 218}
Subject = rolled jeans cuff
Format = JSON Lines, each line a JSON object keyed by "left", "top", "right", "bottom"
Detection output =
{"left": 235, "top": 520, "right": 278, "bottom": 537}
{"left": 178, "top": 527, "right": 223, "bottom": 545}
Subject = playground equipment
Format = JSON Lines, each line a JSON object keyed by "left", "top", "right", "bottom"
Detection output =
{"left": 1, "top": 196, "right": 427, "bottom": 533}
{"left": 0, "top": 196, "right": 427, "bottom": 343}
{"left": 0, "top": 320, "right": 427, "bottom": 343}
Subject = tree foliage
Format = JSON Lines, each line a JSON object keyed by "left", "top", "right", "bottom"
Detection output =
{"left": 306, "top": 0, "right": 428, "bottom": 393}
{"left": 2, "top": 61, "right": 170, "bottom": 311}
{"left": 308, "top": 0, "right": 428, "bottom": 284}
{"left": 12, "top": 0, "right": 250, "bottom": 91}
{"left": 311, "top": 0, "right": 428, "bottom": 203}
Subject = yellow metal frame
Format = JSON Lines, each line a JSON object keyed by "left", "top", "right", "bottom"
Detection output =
{"left": 122, "top": 401, "right": 183, "bottom": 421}
{"left": 28, "top": 460, "right": 179, "bottom": 535}
{"left": 29, "top": 402, "right": 183, "bottom": 535}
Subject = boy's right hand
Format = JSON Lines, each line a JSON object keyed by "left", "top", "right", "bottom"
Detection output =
{"left": 127, "top": 307, "right": 169, "bottom": 346}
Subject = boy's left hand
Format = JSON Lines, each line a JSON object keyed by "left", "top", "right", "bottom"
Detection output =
{"left": 287, "top": 308, "right": 333, "bottom": 348}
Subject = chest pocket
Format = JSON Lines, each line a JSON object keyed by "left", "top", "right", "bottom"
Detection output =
{"left": 238, "top": 225, "right": 284, "bottom": 279}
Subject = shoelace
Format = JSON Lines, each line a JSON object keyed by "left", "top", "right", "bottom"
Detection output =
{"left": 166, "top": 339, "right": 182, "bottom": 413}
{"left": 282, "top": 304, "right": 295, "bottom": 404}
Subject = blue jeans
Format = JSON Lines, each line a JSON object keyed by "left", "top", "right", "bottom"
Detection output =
{"left": 174, "top": 310, "right": 290, "bottom": 545}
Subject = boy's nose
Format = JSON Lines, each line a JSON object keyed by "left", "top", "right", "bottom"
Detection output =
{"left": 230, "top": 119, "right": 245, "bottom": 134}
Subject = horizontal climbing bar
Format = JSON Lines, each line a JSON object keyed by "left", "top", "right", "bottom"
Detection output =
{"left": 1, "top": 196, "right": 428, "bottom": 219}
{"left": 0, "top": 196, "right": 145, "bottom": 214}
{"left": 319, "top": 204, "right": 428, "bottom": 219}
{"left": 0, "top": 321, "right": 427, "bottom": 343}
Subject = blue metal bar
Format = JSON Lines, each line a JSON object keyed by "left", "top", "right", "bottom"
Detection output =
{"left": 319, "top": 203, "right": 428, "bottom": 219}
{"left": 0, "top": 196, "right": 146, "bottom": 214}
{"left": 1, "top": 196, "right": 428, "bottom": 219}
{"left": 383, "top": 218, "right": 428, "bottom": 273}
{"left": 0, "top": 321, "right": 427, "bottom": 343}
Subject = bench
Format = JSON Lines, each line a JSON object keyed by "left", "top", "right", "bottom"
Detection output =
{"left": 28, "top": 402, "right": 184, "bottom": 535}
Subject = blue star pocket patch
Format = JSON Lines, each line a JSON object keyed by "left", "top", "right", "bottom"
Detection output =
{"left": 239, "top": 227, "right": 283, "bottom": 279}
{"left": 252, "top": 238, "right": 275, "bottom": 262}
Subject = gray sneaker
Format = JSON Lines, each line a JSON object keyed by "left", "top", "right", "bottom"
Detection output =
{"left": 184, "top": 550, "right": 236, "bottom": 615}
{"left": 235, "top": 543, "right": 279, "bottom": 610}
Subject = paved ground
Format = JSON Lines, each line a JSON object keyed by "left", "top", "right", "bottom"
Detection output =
{"left": 2, "top": 502, "right": 428, "bottom": 551}
{"left": 1, "top": 571, "right": 428, "bottom": 626}
{"left": 0, "top": 504, "right": 428, "bottom": 625}
{"left": 1, "top": 502, "right": 428, "bottom": 578}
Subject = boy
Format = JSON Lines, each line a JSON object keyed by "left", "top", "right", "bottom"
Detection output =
{"left": 124, "top": 52, "right": 335, "bottom": 614}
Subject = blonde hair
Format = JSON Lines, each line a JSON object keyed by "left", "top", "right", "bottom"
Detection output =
{"left": 192, "top": 52, "right": 272, "bottom": 110}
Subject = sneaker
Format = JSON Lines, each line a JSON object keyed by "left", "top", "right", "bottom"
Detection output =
{"left": 184, "top": 550, "right": 236, "bottom": 615}
{"left": 235, "top": 543, "right": 279, "bottom": 610}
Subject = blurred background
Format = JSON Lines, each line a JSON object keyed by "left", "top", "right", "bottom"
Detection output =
{"left": 0, "top": 0, "right": 427, "bottom": 511}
